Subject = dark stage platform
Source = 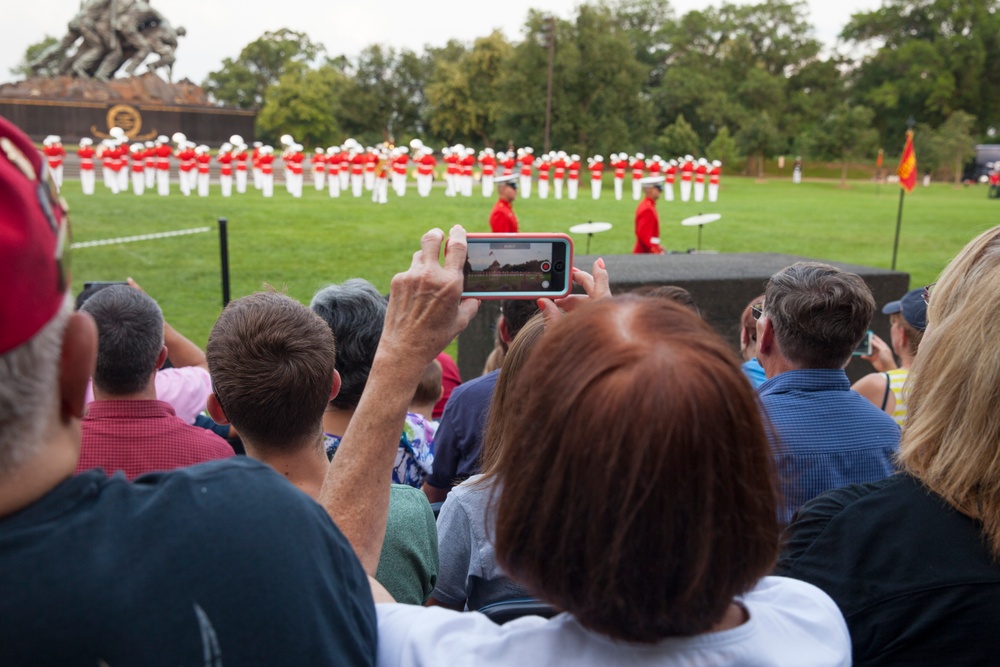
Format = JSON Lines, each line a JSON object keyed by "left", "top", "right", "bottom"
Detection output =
{"left": 457, "top": 252, "right": 910, "bottom": 384}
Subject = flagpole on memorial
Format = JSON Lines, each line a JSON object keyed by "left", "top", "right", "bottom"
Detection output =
{"left": 891, "top": 118, "right": 917, "bottom": 271}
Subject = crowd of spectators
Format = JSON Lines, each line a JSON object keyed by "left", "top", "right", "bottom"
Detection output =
{"left": 2, "top": 113, "right": 999, "bottom": 665}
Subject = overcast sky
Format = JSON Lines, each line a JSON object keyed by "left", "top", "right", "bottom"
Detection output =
{"left": 5, "top": 0, "right": 882, "bottom": 85}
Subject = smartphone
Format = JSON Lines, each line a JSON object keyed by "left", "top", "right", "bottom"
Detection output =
{"left": 853, "top": 330, "right": 874, "bottom": 356}
{"left": 462, "top": 233, "right": 573, "bottom": 299}
{"left": 83, "top": 281, "right": 128, "bottom": 291}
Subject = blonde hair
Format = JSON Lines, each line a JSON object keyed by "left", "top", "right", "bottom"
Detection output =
{"left": 899, "top": 225, "right": 1000, "bottom": 558}
{"left": 476, "top": 313, "right": 547, "bottom": 483}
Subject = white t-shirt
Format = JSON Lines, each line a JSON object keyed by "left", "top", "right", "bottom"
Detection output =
{"left": 377, "top": 576, "right": 850, "bottom": 667}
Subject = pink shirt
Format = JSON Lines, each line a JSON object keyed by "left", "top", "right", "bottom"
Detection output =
{"left": 84, "top": 367, "right": 213, "bottom": 425}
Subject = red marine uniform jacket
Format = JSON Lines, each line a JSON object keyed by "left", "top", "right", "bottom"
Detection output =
{"left": 327, "top": 152, "right": 341, "bottom": 176}
{"left": 155, "top": 144, "right": 171, "bottom": 170}
{"left": 630, "top": 157, "right": 645, "bottom": 182}
{"left": 612, "top": 157, "right": 627, "bottom": 180}
{"left": 489, "top": 199, "right": 518, "bottom": 233}
{"left": 710, "top": 164, "right": 721, "bottom": 185}
{"left": 695, "top": 162, "right": 707, "bottom": 183}
{"left": 553, "top": 158, "right": 567, "bottom": 179}
{"left": 519, "top": 153, "right": 533, "bottom": 176}
{"left": 666, "top": 163, "right": 677, "bottom": 184}
{"left": 568, "top": 159, "right": 581, "bottom": 181}
{"left": 681, "top": 159, "right": 694, "bottom": 182}
{"left": 589, "top": 160, "right": 603, "bottom": 181}
{"left": 537, "top": 158, "right": 551, "bottom": 181}
{"left": 501, "top": 155, "right": 516, "bottom": 176}
{"left": 78, "top": 145, "right": 96, "bottom": 171}
{"left": 196, "top": 153, "right": 211, "bottom": 174}
{"left": 312, "top": 152, "right": 326, "bottom": 173}
{"left": 418, "top": 153, "right": 437, "bottom": 175}
{"left": 217, "top": 152, "right": 233, "bottom": 176}
{"left": 633, "top": 196, "right": 663, "bottom": 255}
{"left": 43, "top": 144, "right": 66, "bottom": 169}
{"left": 480, "top": 155, "right": 496, "bottom": 177}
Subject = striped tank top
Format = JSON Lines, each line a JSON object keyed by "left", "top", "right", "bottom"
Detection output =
{"left": 881, "top": 368, "right": 908, "bottom": 425}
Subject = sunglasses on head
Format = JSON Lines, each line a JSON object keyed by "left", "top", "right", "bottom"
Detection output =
{"left": 751, "top": 302, "right": 764, "bottom": 320}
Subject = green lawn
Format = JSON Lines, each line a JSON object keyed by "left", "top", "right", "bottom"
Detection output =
{"left": 64, "top": 176, "right": 998, "bottom": 348}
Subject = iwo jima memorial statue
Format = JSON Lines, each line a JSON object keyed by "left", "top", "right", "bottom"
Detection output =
{"left": 0, "top": 0, "right": 254, "bottom": 143}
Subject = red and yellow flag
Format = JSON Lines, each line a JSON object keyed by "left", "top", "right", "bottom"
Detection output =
{"left": 897, "top": 131, "right": 917, "bottom": 193}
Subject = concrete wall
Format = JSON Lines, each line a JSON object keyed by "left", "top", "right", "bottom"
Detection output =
{"left": 456, "top": 253, "right": 910, "bottom": 384}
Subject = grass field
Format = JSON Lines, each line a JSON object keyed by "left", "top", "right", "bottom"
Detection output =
{"left": 64, "top": 176, "right": 999, "bottom": 348}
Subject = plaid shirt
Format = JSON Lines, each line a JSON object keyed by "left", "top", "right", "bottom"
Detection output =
{"left": 758, "top": 369, "right": 901, "bottom": 524}
{"left": 77, "top": 399, "right": 234, "bottom": 481}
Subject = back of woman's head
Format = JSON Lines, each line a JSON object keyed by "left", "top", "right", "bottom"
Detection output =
{"left": 309, "top": 278, "right": 386, "bottom": 410}
{"left": 478, "top": 312, "right": 547, "bottom": 480}
{"left": 494, "top": 296, "right": 779, "bottom": 643}
{"left": 899, "top": 225, "right": 1000, "bottom": 556}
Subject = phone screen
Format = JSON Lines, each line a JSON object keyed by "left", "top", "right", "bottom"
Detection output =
{"left": 462, "top": 238, "right": 570, "bottom": 297}
{"left": 853, "top": 330, "right": 873, "bottom": 356}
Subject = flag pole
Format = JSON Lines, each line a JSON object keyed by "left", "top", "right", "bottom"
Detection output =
{"left": 891, "top": 119, "right": 916, "bottom": 271}
{"left": 891, "top": 189, "right": 904, "bottom": 270}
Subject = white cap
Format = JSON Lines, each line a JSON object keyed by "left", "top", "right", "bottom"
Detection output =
{"left": 280, "top": 134, "right": 294, "bottom": 146}
{"left": 110, "top": 127, "right": 126, "bottom": 139}
{"left": 171, "top": 132, "right": 186, "bottom": 143}
{"left": 80, "top": 137, "right": 93, "bottom": 146}
{"left": 652, "top": 155, "right": 661, "bottom": 162}
{"left": 635, "top": 152, "right": 645, "bottom": 160}
{"left": 315, "top": 147, "right": 324, "bottom": 153}
{"left": 639, "top": 176, "right": 665, "bottom": 187}
{"left": 571, "top": 154, "right": 580, "bottom": 161}
{"left": 410, "top": 138, "right": 424, "bottom": 150}
{"left": 131, "top": 143, "right": 143, "bottom": 151}
{"left": 712, "top": 160, "right": 721, "bottom": 167}
{"left": 144, "top": 141, "right": 154, "bottom": 148}
{"left": 220, "top": 143, "right": 233, "bottom": 152}
{"left": 684, "top": 154, "right": 694, "bottom": 162}
{"left": 400, "top": 146, "right": 409, "bottom": 154}
{"left": 157, "top": 135, "right": 169, "bottom": 143}
{"left": 494, "top": 173, "right": 518, "bottom": 185}
{"left": 670, "top": 158, "right": 678, "bottom": 166}
{"left": 698, "top": 157, "right": 708, "bottom": 165}
{"left": 525, "top": 147, "right": 534, "bottom": 154}
{"left": 230, "top": 134, "right": 244, "bottom": 145}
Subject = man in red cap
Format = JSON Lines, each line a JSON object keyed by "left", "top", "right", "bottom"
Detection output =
{"left": 489, "top": 173, "right": 519, "bottom": 233}
{"left": 634, "top": 176, "right": 664, "bottom": 254}
{"left": 0, "top": 115, "right": 378, "bottom": 664}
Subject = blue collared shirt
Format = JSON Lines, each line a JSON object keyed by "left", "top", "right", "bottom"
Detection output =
{"left": 758, "top": 369, "right": 901, "bottom": 524}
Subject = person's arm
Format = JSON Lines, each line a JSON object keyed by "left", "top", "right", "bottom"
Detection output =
{"left": 860, "top": 334, "right": 897, "bottom": 373}
{"left": 319, "top": 227, "right": 479, "bottom": 575}
{"left": 127, "top": 278, "right": 207, "bottom": 370}
{"left": 852, "top": 372, "right": 896, "bottom": 415}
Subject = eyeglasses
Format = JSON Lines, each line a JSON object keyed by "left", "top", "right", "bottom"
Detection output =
{"left": 922, "top": 283, "right": 935, "bottom": 304}
{"left": 751, "top": 302, "right": 764, "bottom": 321}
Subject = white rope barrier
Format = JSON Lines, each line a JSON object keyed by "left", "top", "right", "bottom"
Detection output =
{"left": 71, "top": 226, "right": 213, "bottom": 249}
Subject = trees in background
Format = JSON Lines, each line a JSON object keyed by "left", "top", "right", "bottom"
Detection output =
{"left": 197, "top": 0, "right": 990, "bottom": 174}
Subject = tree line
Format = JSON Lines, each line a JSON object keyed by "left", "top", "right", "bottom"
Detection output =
{"left": 18, "top": 0, "right": 994, "bottom": 179}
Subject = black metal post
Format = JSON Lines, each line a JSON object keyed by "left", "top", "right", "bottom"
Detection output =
{"left": 891, "top": 189, "right": 904, "bottom": 271}
{"left": 218, "top": 217, "right": 231, "bottom": 307}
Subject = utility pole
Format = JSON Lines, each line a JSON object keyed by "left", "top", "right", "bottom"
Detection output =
{"left": 543, "top": 16, "right": 555, "bottom": 153}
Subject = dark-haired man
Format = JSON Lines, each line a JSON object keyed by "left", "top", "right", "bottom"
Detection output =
{"left": 755, "top": 262, "right": 900, "bottom": 524}
{"left": 76, "top": 285, "right": 233, "bottom": 479}
{"left": 0, "top": 115, "right": 376, "bottom": 665}
{"left": 206, "top": 291, "right": 439, "bottom": 604}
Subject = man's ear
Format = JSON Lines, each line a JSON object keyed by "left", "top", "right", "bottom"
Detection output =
{"left": 60, "top": 311, "right": 97, "bottom": 422}
{"left": 330, "top": 369, "right": 342, "bottom": 401}
{"left": 757, "top": 316, "right": 775, "bottom": 356}
{"left": 206, "top": 393, "right": 230, "bottom": 425}
{"left": 155, "top": 345, "right": 168, "bottom": 370}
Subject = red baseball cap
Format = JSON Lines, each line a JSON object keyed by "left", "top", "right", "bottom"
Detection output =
{"left": 0, "top": 114, "right": 71, "bottom": 354}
